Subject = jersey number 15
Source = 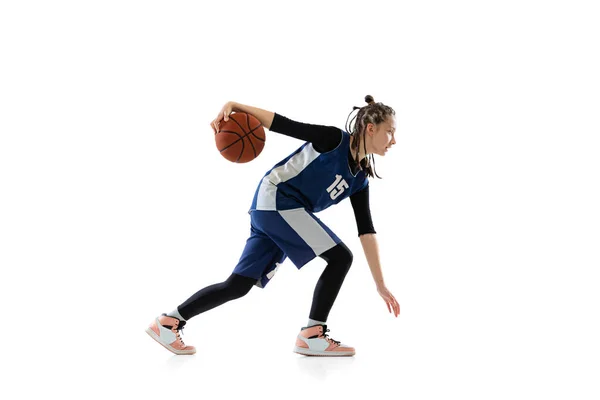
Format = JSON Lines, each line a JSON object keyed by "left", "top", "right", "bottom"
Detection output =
{"left": 327, "top": 174, "right": 349, "bottom": 200}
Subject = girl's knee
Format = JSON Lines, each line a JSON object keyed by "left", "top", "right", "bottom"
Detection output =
{"left": 341, "top": 246, "right": 353, "bottom": 266}
{"left": 322, "top": 243, "right": 353, "bottom": 266}
{"left": 226, "top": 273, "right": 256, "bottom": 298}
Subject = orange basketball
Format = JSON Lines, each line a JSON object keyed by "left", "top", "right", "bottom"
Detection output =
{"left": 215, "top": 112, "right": 265, "bottom": 163}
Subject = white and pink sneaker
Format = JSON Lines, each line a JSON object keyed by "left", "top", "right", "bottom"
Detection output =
{"left": 293, "top": 324, "right": 355, "bottom": 357}
{"left": 146, "top": 314, "right": 196, "bottom": 355}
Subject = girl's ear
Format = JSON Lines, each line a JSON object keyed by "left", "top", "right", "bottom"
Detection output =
{"left": 367, "top": 123, "right": 375, "bottom": 136}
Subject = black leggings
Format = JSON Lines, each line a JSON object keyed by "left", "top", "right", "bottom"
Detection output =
{"left": 177, "top": 242, "right": 353, "bottom": 322}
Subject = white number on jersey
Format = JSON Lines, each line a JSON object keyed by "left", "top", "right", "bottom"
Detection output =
{"left": 326, "top": 174, "right": 349, "bottom": 200}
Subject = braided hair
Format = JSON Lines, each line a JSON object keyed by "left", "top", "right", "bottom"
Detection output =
{"left": 345, "top": 95, "right": 396, "bottom": 179}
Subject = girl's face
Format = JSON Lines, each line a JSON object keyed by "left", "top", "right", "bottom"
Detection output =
{"left": 367, "top": 116, "right": 396, "bottom": 156}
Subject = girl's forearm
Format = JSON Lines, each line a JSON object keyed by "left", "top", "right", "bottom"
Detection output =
{"left": 359, "top": 233, "right": 386, "bottom": 288}
{"left": 231, "top": 102, "right": 275, "bottom": 130}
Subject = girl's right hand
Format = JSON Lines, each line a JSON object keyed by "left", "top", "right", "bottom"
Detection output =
{"left": 210, "top": 101, "right": 235, "bottom": 134}
{"left": 377, "top": 284, "right": 400, "bottom": 317}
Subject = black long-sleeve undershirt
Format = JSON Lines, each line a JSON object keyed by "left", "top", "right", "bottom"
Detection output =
{"left": 269, "top": 113, "right": 342, "bottom": 153}
{"left": 268, "top": 113, "right": 376, "bottom": 236}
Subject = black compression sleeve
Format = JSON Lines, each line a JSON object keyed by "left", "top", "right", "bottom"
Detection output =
{"left": 269, "top": 113, "right": 343, "bottom": 153}
{"left": 350, "top": 185, "right": 376, "bottom": 236}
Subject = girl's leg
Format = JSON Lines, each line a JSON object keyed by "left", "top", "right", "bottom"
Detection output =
{"left": 147, "top": 215, "right": 282, "bottom": 355}
{"left": 293, "top": 242, "right": 355, "bottom": 356}
{"left": 177, "top": 273, "right": 256, "bottom": 320}
{"left": 246, "top": 210, "right": 355, "bottom": 356}
{"left": 308, "top": 242, "right": 353, "bottom": 323}
{"left": 146, "top": 273, "right": 255, "bottom": 355}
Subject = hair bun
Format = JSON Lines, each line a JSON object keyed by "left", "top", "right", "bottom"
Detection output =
{"left": 365, "top": 95, "right": 375, "bottom": 105}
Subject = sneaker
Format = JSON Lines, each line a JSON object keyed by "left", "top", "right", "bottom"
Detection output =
{"left": 293, "top": 324, "right": 355, "bottom": 357}
{"left": 145, "top": 314, "right": 196, "bottom": 355}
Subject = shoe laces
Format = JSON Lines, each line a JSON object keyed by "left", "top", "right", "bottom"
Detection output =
{"left": 174, "top": 324, "right": 186, "bottom": 345}
{"left": 322, "top": 328, "right": 340, "bottom": 346}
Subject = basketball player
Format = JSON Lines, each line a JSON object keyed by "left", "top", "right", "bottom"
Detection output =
{"left": 146, "top": 95, "right": 400, "bottom": 356}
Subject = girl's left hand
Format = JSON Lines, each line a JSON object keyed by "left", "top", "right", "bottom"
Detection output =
{"left": 377, "top": 285, "right": 400, "bottom": 317}
{"left": 210, "top": 101, "right": 236, "bottom": 134}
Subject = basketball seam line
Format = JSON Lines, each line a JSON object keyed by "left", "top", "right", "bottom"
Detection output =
{"left": 245, "top": 113, "right": 257, "bottom": 158}
{"left": 229, "top": 115, "right": 246, "bottom": 162}
{"left": 217, "top": 131, "right": 244, "bottom": 152}
{"left": 236, "top": 130, "right": 245, "bottom": 162}
{"left": 249, "top": 130, "right": 265, "bottom": 142}
{"left": 230, "top": 113, "right": 264, "bottom": 138}
{"left": 218, "top": 126, "right": 263, "bottom": 146}
{"left": 218, "top": 130, "right": 244, "bottom": 136}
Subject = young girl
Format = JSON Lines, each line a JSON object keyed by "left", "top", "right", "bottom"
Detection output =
{"left": 146, "top": 95, "right": 400, "bottom": 357}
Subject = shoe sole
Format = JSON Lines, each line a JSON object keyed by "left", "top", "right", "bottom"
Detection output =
{"left": 145, "top": 327, "right": 196, "bottom": 355}
{"left": 293, "top": 346, "right": 355, "bottom": 357}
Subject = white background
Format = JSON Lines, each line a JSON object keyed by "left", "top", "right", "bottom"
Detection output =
{"left": 1, "top": 1, "right": 599, "bottom": 399}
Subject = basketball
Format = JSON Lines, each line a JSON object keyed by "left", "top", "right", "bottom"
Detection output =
{"left": 215, "top": 112, "right": 265, "bottom": 163}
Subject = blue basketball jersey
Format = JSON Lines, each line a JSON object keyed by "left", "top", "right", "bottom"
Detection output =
{"left": 249, "top": 131, "right": 369, "bottom": 213}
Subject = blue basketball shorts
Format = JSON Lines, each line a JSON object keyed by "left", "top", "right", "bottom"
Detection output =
{"left": 232, "top": 209, "right": 342, "bottom": 288}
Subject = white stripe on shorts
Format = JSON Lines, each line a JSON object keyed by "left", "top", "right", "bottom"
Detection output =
{"left": 278, "top": 208, "right": 337, "bottom": 256}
